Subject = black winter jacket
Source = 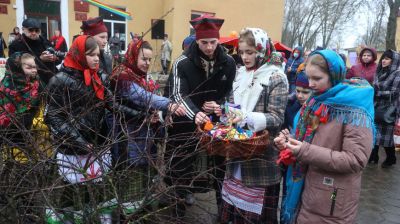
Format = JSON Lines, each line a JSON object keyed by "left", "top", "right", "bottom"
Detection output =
{"left": 45, "top": 66, "right": 139, "bottom": 155}
{"left": 165, "top": 43, "right": 236, "bottom": 120}
{"left": 164, "top": 43, "right": 236, "bottom": 140}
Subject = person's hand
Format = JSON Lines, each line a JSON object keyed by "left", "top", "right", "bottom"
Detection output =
{"left": 202, "top": 101, "right": 219, "bottom": 114}
{"left": 149, "top": 112, "right": 160, "bottom": 124}
{"left": 274, "top": 135, "right": 287, "bottom": 150}
{"left": 195, "top": 112, "right": 210, "bottom": 125}
{"left": 287, "top": 67, "right": 292, "bottom": 72}
{"left": 286, "top": 138, "right": 302, "bottom": 155}
{"left": 214, "top": 107, "right": 223, "bottom": 117}
{"left": 40, "top": 51, "right": 56, "bottom": 62}
{"left": 168, "top": 103, "right": 186, "bottom": 116}
{"left": 273, "top": 129, "right": 291, "bottom": 150}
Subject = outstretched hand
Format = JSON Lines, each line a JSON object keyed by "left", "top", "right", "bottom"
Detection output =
{"left": 168, "top": 103, "right": 186, "bottom": 116}
{"left": 195, "top": 111, "right": 210, "bottom": 125}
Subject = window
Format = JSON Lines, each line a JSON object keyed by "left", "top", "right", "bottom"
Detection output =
{"left": 99, "top": 7, "right": 127, "bottom": 51}
{"left": 190, "top": 10, "right": 215, "bottom": 35}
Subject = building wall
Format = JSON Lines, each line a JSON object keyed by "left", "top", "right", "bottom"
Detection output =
{"left": 1, "top": 0, "right": 285, "bottom": 71}
{"left": 165, "top": 0, "right": 285, "bottom": 61}
{"left": 0, "top": 0, "right": 18, "bottom": 55}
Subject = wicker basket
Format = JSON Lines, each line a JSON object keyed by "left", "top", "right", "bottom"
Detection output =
{"left": 198, "top": 127, "right": 270, "bottom": 159}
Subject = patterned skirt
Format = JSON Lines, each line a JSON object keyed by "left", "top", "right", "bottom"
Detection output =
{"left": 219, "top": 183, "right": 280, "bottom": 224}
{"left": 376, "top": 122, "right": 395, "bottom": 147}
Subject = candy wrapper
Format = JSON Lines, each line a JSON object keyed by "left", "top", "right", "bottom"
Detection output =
{"left": 205, "top": 122, "right": 255, "bottom": 141}
{"left": 220, "top": 102, "right": 245, "bottom": 126}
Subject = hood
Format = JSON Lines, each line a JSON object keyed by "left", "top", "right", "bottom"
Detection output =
{"left": 291, "top": 46, "right": 304, "bottom": 59}
{"left": 358, "top": 47, "right": 377, "bottom": 65}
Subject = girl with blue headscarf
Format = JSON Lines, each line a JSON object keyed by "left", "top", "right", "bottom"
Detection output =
{"left": 275, "top": 50, "right": 374, "bottom": 223}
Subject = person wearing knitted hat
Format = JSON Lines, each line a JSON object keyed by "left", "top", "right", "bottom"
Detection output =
{"left": 283, "top": 70, "right": 312, "bottom": 131}
{"left": 182, "top": 34, "right": 196, "bottom": 51}
{"left": 81, "top": 17, "right": 112, "bottom": 75}
{"left": 164, "top": 14, "right": 236, "bottom": 217}
{"left": 275, "top": 50, "right": 374, "bottom": 223}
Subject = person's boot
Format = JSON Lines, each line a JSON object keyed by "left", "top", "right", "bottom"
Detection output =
{"left": 382, "top": 147, "right": 397, "bottom": 168}
{"left": 368, "top": 148, "right": 379, "bottom": 164}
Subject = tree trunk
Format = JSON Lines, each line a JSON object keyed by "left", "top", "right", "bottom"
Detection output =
{"left": 386, "top": 0, "right": 400, "bottom": 50}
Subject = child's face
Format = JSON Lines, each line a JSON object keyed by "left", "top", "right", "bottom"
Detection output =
{"left": 295, "top": 86, "right": 312, "bottom": 105}
{"left": 21, "top": 58, "right": 38, "bottom": 78}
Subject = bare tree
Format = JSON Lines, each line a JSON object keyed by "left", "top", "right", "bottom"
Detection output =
{"left": 318, "top": 0, "right": 364, "bottom": 48}
{"left": 281, "top": 0, "right": 321, "bottom": 49}
{"left": 355, "top": 0, "right": 387, "bottom": 49}
{"left": 386, "top": 0, "right": 400, "bottom": 50}
{"left": 282, "top": 0, "right": 363, "bottom": 49}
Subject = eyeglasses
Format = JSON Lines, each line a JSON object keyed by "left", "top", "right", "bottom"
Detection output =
{"left": 28, "top": 28, "right": 40, "bottom": 33}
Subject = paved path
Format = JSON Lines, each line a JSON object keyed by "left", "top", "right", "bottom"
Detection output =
{"left": 356, "top": 150, "right": 400, "bottom": 224}
{"left": 182, "top": 150, "right": 400, "bottom": 224}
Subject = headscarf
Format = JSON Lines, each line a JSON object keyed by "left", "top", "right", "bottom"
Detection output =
{"left": 112, "top": 39, "right": 158, "bottom": 92}
{"left": 0, "top": 52, "right": 41, "bottom": 127}
{"left": 240, "top": 27, "right": 276, "bottom": 69}
{"left": 63, "top": 35, "right": 104, "bottom": 100}
{"left": 282, "top": 51, "right": 375, "bottom": 223}
{"left": 295, "top": 50, "right": 374, "bottom": 143}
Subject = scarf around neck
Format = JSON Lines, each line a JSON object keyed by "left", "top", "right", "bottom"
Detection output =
{"left": 112, "top": 39, "right": 159, "bottom": 92}
{"left": 51, "top": 35, "right": 65, "bottom": 51}
{"left": 295, "top": 78, "right": 375, "bottom": 143}
{"left": 63, "top": 35, "right": 104, "bottom": 100}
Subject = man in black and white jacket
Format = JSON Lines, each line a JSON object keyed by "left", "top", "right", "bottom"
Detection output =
{"left": 164, "top": 15, "right": 236, "bottom": 216}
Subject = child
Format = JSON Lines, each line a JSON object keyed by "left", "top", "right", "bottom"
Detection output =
{"left": 283, "top": 71, "right": 312, "bottom": 131}
{"left": 0, "top": 52, "right": 45, "bottom": 223}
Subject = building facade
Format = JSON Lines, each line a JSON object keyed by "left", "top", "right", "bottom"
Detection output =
{"left": 0, "top": 0, "right": 284, "bottom": 70}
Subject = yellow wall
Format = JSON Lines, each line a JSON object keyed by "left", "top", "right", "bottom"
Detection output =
{"left": 0, "top": 0, "right": 17, "bottom": 56}
{"left": 1, "top": 0, "right": 285, "bottom": 71}
{"left": 165, "top": 0, "right": 285, "bottom": 61}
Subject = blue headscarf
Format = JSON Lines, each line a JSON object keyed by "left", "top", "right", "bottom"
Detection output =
{"left": 282, "top": 50, "right": 375, "bottom": 224}
{"left": 309, "top": 50, "right": 346, "bottom": 86}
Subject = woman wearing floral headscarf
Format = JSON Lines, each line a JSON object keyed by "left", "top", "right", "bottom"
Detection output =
{"left": 215, "top": 28, "right": 289, "bottom": 223}
{"left": 108, "top": 39, "right": 186, "bottom": 205}
{"left": 275, "top": 50, "right": 374, "bottom": 223}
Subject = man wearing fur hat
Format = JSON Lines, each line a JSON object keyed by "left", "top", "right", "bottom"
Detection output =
{"left": 164, "top": 15, "right": 236, "bottom": 216}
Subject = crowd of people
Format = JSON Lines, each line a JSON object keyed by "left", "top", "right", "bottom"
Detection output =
{"left": 0, "top": 13, "right": 398, "bottom": 224}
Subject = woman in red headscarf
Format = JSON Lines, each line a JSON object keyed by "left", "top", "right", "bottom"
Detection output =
{"left": 108, "top": 39, "right": 186, "bottom": 205}
{"left": 45, "top": 35, "right": 139, "bottom": 221}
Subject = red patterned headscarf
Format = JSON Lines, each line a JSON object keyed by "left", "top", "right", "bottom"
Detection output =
{"left": 112, "top": 39, "right": 158, "bottom": 92}
{"left": 63, "top": 35, "right": 105, "bottom": 100}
